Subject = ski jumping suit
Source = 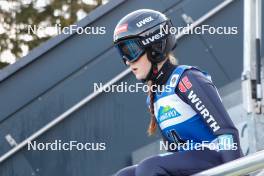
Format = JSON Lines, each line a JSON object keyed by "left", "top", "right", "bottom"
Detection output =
{"left": 116, "top": 60, "right": 243, "bottom": 176}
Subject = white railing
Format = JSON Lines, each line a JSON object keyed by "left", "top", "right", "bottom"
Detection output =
{"left": 193, "top": 150, "right": 264, "bottom": 176}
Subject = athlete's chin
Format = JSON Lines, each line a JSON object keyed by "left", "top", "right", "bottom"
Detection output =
{"left": 135, "top": 73, "right": 146, "bottom": 80}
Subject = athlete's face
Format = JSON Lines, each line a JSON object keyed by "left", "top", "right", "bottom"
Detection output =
{"left": 126, "top": 53, "right": 151, "bottom": 80}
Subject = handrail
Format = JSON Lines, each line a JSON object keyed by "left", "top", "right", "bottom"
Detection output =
{"left": 176, "top": 0, "right": 233, "bottom": 39}
{"left": 0, "top": 0, "right": 234, "bottom": 164}
{"left": 0, "top": 69, "right": 131, "bottom": 163}
{"left": 192, "top": 150, "right": 264, "bottom": 176}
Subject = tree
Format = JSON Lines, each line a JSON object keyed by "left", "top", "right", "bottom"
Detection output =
{"left": 0, "top": 0, "right": 104, "bottom": 69}
{"left": 0, "top": 61, "right": 9, "bottom": 69}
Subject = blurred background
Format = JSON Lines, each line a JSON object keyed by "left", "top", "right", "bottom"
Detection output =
{"left": 0, "top": 0, "right": 108, "bottom": 67}
{"left": 0, "top": 0, "right": 263, "bottom": 176}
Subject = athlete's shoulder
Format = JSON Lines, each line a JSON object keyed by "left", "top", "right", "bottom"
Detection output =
{"left": 170, "top": 64, "right": 207, "bottom": 76}
{"left": 167, "top": 65, "right": 193, "bottom": 86}
{"left": 171, "top": 65, "right": 192, "bottom": 75}
{"left": 181, "top": 67, "right": 213, "bottom": 84}
{"left": 169, "top": 65, "right": 210, "bottom": 87}
{"left": 175, "top": 66, "right": 214, "bottom": 95}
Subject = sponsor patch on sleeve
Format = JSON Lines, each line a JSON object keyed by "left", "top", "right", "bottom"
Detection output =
{"left": 217, "top": 134, "right": 236, "bottom": 150}
{"left": 170, "top": 75, "right": 179, "bottom": 87}
{"left": 178, "top": 81, "right": 187, "bottom": 93}
{"left": 182, "top": 76, "right": 192, "bottom": 89}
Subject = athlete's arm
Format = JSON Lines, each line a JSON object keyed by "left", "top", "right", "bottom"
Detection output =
{"left": 175, "top": 69, "right": 243, "bottom": 162}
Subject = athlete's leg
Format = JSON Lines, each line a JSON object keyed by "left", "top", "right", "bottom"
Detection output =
{"left": 136, "top": 149, "right": 223, "bottom": 176}
{"left": 115, "top": 165, "right": 137, "bottom": 176}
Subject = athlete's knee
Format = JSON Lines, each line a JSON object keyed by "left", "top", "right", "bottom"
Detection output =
{"left": 136, "top": 155, "right": 167, "bottom": 176}
{"left": 115, "top": 165, "right": 136, "bottom": 176}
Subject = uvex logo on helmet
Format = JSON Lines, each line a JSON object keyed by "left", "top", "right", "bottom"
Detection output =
{"left": 141, "top": 31, "right": 165, "bottom": 45}
{"left": 136, "top": 16, "right": 154, "bottom": 28}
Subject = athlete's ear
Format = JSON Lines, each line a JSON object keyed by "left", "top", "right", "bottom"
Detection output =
{"left": 146, "top": 48, "right": 153, "bottom": 62}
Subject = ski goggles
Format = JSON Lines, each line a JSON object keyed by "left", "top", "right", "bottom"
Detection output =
{"left": 115, "top": 38, "right": 145, "bottom": 63}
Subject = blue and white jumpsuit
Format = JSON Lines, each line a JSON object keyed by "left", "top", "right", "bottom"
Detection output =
{"left": 116, "top": 60, "right": 243, "bottom": 176}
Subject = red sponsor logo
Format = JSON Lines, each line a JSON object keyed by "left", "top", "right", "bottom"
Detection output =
{"left": 115, "top": 23, "right": 128, "bottom": 35}
{"left": 182, "top": 76, "right": 192, "bottom": 89}
{"left": 178, "top": 81, "right": 187, "bottom": 93}
{"left": 178, "top": 76, "right": 192, "bottom": 93}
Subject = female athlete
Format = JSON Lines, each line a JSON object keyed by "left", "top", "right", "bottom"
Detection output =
{"left": 113, "top": 9, "right": 243, "bottom": 176}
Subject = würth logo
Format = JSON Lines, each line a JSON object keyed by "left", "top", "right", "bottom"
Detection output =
{"left": 187, "top": 90, "right": 221, "bottom": 132}
{"left": 136, "top": 16, "right": 154, "bottom": 27}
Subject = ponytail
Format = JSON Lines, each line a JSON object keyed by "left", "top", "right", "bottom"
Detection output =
{"left": 147, "top": 80, "right": 157, "bottom": 136}
{"left": 147, "top": 53, "right": 178, "bottom": 136}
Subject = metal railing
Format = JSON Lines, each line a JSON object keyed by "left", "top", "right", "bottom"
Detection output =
{"left": 193, "top": 150, "right": 264, "bottom": 176}
{"left": 0, "top": 0, "right": 234, "bottom": 164}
